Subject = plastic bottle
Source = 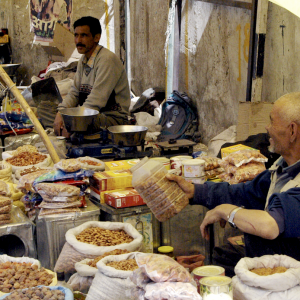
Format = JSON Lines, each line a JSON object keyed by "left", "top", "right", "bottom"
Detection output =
{"left": 56, "top": 270, "right": 73, "bottom": 292}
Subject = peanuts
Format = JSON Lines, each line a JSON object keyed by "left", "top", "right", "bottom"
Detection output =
{"left": 76, "top": 227, "right": 134, "bottom": 246}
{"left": 106, "top": 259, "right": 138, "bottom": 271}
{"left": 88, "top": 249, "right": 130, "bottom": 268}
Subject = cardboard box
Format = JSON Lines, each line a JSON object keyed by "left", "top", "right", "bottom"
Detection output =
{"left": 89, "top": 170, "right": 132, "bottom": 192}
{"left": 221, "top": 144, "right": 257, "bottom": 158}
{"left": 90, "top": 186, "right": 131, "bottom": 204}
{"left": 104, "top": 159, "right": 140, "bottom": 171}
{"left": 236, "top": 102, "right": 273, "bottom": 141}
{"left": 105, "top": 188, "right": 145, "bottom": 208}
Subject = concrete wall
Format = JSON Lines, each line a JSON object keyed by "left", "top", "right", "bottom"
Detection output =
{"left": 3, "top": 0, "right": 300, "bottom": 143}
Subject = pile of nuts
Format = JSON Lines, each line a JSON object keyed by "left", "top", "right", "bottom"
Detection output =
{"left": 107, "top": 259, "right": 138, "bottom": 271}
{"left": 2, "top": 286, "right": 65, "bottom": 300}
{"left": 6, "top": 152, "right": 47, "bottom": 167}
{"left": 0, "top": 262, "right": 54, "bottom": 293}
{"left": 76, "top": 227, "right": 134, "bottom": 246}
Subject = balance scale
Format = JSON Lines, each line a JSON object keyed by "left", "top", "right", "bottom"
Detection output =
{"left": 66, "top": 131, "right": 196, "bottom": 160}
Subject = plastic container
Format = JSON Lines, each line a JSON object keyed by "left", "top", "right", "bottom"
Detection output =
{"left": 158, "top": 246, "right": 175, "bottom": 259}
{"left": 131, "top": 157, "right": 189, "bottom": 222}
{"left": 170, "top": 155, "right": 193, "bottom": 175}
{"left": 200, "top": 276, "right": 232, "bottom": 299}
{"left": 182, "top": 159, "right": 205, "bottom": 178}
{"left": 150, "top": 157, "right": 171, "bottom": 170}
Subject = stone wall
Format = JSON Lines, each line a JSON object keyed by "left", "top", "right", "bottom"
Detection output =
{"left": 3, "top": 0, "right": 300, "bottom": 143}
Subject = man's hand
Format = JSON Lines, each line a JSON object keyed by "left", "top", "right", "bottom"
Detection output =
{"left": 200, "top": 204, "right": 237, "bottom": 240}
{"left": 165, "top": 173, "right": 195, "bottom": 199}
{"left": 53, "top": 112, "right": 64, "bottom": 136}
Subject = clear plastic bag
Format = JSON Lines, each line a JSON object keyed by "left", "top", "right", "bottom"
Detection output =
{"left": 133, "top": 253, "right": 194, "bottom": 283}
{"left": 144, "top": 282, "right": 201, "bottom": 300}
{"left": 223, "top": 149, "right": 268, "bottom": 168}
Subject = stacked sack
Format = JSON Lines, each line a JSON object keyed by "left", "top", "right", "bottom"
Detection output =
{"left": 219, "top": 149, "right": 268, "bottom": 184}
{"left": 17, "top": 168, "right": 52, "bottom": 221}
{"left": 196, "top": 156, "right": 224, "bottom": 180}
{"left": 0, "top": 182, "right": 12, "bottom": 225}
{"left": 34, "top": 182, "right": 82, "bottom": 217}
{"left": 68, "top": 249, "right": 130, "bottom": 294}
{"left": 86, "top": 252, "right": 139, "bottom": 300}
{"left": 127, "top": 253, "right": 201, "bottom": 300}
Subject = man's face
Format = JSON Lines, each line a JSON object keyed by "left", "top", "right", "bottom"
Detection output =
{"left": 265, "top": 105, "right": 290, "bottom": 155}
{"left": 74, "top": 25, "right": 100, "bottom": 58}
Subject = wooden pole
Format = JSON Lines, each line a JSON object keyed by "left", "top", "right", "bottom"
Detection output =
{"left": 0, "top": 65, "right": 60, "bottom": 164}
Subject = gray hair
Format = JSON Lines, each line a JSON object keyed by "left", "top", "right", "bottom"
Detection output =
{"left": 275, "top": 92, "right": 300, "bottom": 125}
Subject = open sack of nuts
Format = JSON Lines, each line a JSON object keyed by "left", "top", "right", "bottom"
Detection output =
{"left": 54, "top": 221, "right": 143, "bottom": 276}
{"left": 0, "top": 254, "right": 57, "bottom": 296}
{"left": 232, "top": 254, "right": 300, "bottom": 300}
{"left": 86, "top": 252, "right": 139, "bottom": 300}
{"left": 68, "top": 249, "right": 130, "bottom": 294}
{"left": 3, "top": 146, "right": 52, "bottom": 174}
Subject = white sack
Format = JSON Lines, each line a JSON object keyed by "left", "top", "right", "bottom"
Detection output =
{"left": 65, "top": 221, "right": 143, "bottom": 256}
{"left": 234, "top": 255, "right": 300, "bottom": 291}
{"left": 232, "top": 276, "right": 300, "bottom": 300}
{"left": 86, "top": 252, "right": 137, "bottom": 300}
{"left": 0, "top": 254, "right": 41, "bottom": 267}
{"left": 75, "top": 258, "right": 98, "bottom": 277}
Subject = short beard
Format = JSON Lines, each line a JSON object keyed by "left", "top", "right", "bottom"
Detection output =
{"left": 268, "top": 144, "right": 275, "bottom": 153}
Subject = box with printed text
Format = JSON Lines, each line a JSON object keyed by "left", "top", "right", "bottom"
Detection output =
{"left": 104, "top": 188, "right": 145, "bottom": 208}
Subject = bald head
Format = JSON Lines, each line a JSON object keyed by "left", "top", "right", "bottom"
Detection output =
{"left": 274, "top": 92, "right": 300, "bottom": 125}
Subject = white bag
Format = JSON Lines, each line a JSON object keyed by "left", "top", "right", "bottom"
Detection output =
{"left": 75, "top": 258, "right": 98, "bottom": 277}
{"left": 4, "top": 153, "right": 52, "bottom": 173}
{"left": 65, "top": 221, "right": 143, "bottom": 256}
{"left": 0, "top": 254, "right": 41, "bottom": 267}
{"left": 77, "top": 156, "right": 105, "bottom": 171}
{"left": 86, "top": 252, "right": 137, "bottom": 300}
{"left": 233, "top": 255, "right": 300, "bottom": 300}
{"left": 55, "top": 222, "right": 142, "bottom": 274}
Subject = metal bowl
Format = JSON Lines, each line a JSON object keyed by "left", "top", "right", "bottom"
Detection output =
{"left": 1, "top": 64, "right": 21, "bottom": 76}
{"left": 60, "top": 107, "right": 99, "bottom": 132}
{"left": 108, "top": 125, "right": 148, "bottom": 146}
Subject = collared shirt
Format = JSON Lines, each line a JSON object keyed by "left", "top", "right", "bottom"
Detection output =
{"left": 268, "top": 158, "right": 300, "bottom": 233}
{"left": 82, "top": 45, "right": 103, "bottom": 76}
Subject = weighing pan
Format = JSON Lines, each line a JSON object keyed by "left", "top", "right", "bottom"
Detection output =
{"left": 60, "top": 107, "right": 99, "bottom": 132}
{"left": 1, "top": 64, "right": 21, "bottom": 76}
{"left": 108, "top": 125, "right": 148, "bottom": 146}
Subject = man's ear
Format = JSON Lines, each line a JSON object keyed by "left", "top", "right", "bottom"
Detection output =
{"left": 290, "top": 122, "right": 299, "bottom": 143}
{"left": 94, "top": 33, "right": 101, "bottom": 43}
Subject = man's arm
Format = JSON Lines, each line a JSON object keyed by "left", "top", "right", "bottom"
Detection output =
{"left": 200, "top": 204, "right": 280, "bottom": 240}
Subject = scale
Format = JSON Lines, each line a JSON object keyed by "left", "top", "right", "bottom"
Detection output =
{"left": 60, "top": 107, "right": 196, "bottom": 160}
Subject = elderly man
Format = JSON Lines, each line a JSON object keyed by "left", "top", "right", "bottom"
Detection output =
{"left": 54, "top": 16, "right": 130, "bottom": 136}
{"left": 167, "top": 92, "right": 300, "bottom": 275}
